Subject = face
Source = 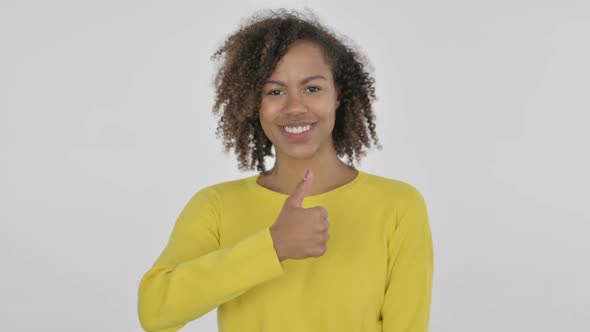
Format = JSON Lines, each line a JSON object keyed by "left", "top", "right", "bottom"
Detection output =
{"left": 259, "top": 40, "right": 340, "bottom": 162}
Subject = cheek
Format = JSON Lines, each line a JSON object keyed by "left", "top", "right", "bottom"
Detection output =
{"left": 313, "top": 101, "right": 337, "bottom": 121}
{"left": 260, "top": 96, "right": 281, "bottom": 110}
{"left": 259, "top": 101, "right": 282, "bottom": 124}
{"left": 312, "top": 95, "right": 336, "bottom": 111}
{"left": 258, "top": 108, "right": 274, "bottom": 125}
{"left": 258, "top": 110, "right": 278, "bottom": 139}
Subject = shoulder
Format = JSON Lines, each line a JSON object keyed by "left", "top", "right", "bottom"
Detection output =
{"left": 179, "top": 176, "right": 253, "bottom": 220}
{"left": 190, "top": 175, "right": 255, "bottom": 204}
{"left": 362, "top": 171, "right": 426, "bottom": 203}
{"left": 361, "top": 172, "right": 430, "bottom": 231}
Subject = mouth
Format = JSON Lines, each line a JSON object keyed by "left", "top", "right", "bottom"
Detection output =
{"left": 281, "top": 122, "right": 316, "bottom": 141}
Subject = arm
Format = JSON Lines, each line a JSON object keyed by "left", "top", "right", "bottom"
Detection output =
{"left": 137, "top": 187, "right": 285, "bottom": 331}
{"left": 382, "top": 192, "right": 434, "bottom": 332}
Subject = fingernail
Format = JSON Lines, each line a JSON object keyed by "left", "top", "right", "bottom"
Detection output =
{"left": 303, "top": 169, "right": 310, "bottom": 181}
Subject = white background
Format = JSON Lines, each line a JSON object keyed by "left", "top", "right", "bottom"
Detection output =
{"left": 1, "top": 0, "right": 589, "bottom": 331}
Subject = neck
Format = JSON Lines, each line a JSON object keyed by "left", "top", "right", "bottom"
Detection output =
{"left": 262, "top": 144, "right": 356, "bottom": 196}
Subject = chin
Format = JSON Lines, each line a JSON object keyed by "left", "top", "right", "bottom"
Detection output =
{"left": 279, "top": 146, "right": 318, "bottom": 160}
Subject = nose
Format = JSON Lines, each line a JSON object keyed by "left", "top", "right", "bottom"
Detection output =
{"left": 283, "top": 91, "right": 308, "bottom": 116}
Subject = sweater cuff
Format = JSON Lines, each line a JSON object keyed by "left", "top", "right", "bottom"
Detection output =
{"left": 258, "top": 227, "right": 285, "bottom": 275}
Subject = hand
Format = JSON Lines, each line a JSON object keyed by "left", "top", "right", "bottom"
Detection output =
{"left": 270, "top": 169, "right": 330, "bottom": 261}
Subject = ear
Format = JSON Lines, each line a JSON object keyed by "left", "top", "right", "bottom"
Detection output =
{"left": 335, "top": 88, "right": 341, "bottom": 109}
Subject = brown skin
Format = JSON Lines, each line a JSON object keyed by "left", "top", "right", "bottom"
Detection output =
{"left": 211, "top": 9, "right": 382, "bottom": 175}
{"left": 210, "top": 10, "right": 382, "bottom": 260}
{"left": 261, "top": 41, "right": 354, "bottom": 261}
{"left": 270, "top": 169, "right": 330, "bottom": 261}
{"left": 258, "top": 40, "right": 357, "bottom": 196}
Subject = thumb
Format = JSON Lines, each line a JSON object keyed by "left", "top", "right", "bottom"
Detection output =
{"left": 287, "top": 169, "right": 313, "bottom": 208}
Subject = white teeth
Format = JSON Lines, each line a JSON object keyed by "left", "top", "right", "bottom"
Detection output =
{"left": 284, "top": 124, "right": 311, "bottom": 134}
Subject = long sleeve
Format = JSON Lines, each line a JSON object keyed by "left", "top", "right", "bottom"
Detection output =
{"left": 137, "top": 187, "right": 285, "bottom": 332}
{"left": 381, "top": 191, "right": 434, "bottom": 332}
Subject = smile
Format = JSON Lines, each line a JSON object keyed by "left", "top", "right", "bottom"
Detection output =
{"left": 281, "top": 123, "right": 316, "bottom": 140}
{"left": 283, "top": 124, "right": 312, "bottom": 134}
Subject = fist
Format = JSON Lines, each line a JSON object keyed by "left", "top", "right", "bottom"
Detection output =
{"left": 270, "top": 169, "right": 330, "bottom": 261}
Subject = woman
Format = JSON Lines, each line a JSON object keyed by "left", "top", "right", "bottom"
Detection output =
{"left": 138, "top": 8, "right": 434, "bottom": 332}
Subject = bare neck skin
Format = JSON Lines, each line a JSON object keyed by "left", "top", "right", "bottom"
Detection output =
{"left": 257, "top": 140, "right": 358, "bottom": 196}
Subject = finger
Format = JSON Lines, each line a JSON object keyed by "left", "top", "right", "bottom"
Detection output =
{"left": 313, "top": 206, "right": 328, "bottom": 220}
{"left": 287, "top": 169, "right": 313, "bottom": 208}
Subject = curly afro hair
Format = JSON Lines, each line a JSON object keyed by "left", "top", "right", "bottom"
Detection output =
{"left": 211, "top": 8, "right": 382, "bottom": 174}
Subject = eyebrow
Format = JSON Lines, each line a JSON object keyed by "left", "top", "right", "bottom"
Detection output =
{"left": 264, "top": 75, "right": 327, "bottom": 86}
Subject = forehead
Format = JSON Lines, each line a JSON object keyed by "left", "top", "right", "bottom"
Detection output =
{"left": 269, "top": 40, "right": 332, "bottom": 78}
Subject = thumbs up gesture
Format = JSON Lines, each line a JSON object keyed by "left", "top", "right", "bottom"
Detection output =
{"left": 270, "top": 169, "right": 330, "bottom": 261}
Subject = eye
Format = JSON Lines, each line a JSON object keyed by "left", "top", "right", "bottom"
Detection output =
{"left": 306, "top": 86, "right": 321, "bottom": 93}
{"left": 267, "top": 89, "right": 284, "bottom": 96}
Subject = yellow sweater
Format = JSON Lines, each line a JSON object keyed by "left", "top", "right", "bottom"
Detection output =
{"left": 138, "top": 169, "right": 434, "bottom": 332}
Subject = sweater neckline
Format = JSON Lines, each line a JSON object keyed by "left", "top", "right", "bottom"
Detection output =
{"left": 247, "top": 168, "right": 369, "bottom": 203}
